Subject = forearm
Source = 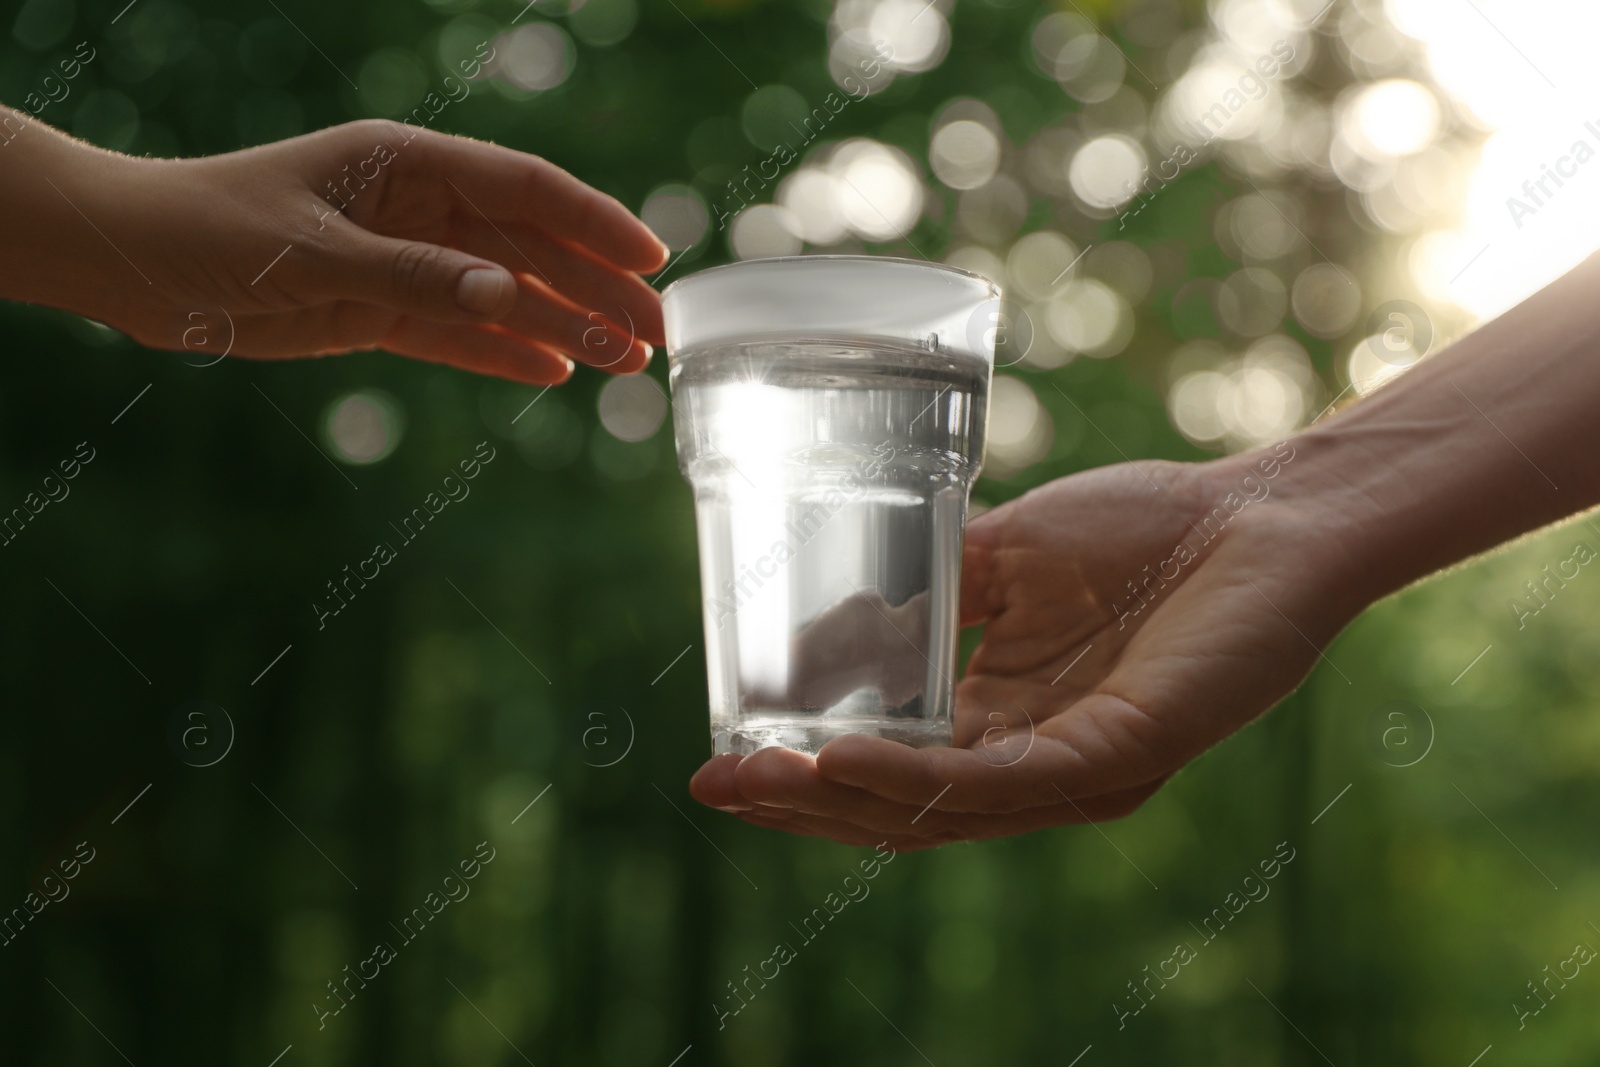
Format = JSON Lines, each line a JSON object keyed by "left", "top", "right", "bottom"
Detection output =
{"left": 1240, "top": 251, "right": 1600, "bottom": 607}
{"left": 0, "top": 107, "right": 137, "bottom": 324}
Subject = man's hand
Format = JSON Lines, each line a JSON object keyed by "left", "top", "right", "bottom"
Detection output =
{"left": 6, "top": 116, "right": 667, "bottom": 384}
{"left": 690, "top": 449, "right": 1371, "bottom": 849}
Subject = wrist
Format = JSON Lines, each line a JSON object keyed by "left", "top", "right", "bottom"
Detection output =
{"left": 1210, "top": 269, "right": 1600, "bottom": 616}
{"left": 0, "top": 115, "right": 162, "bottom": 333}
{"left": 1197, "top": 433, "right": 1391, "bottom": 622}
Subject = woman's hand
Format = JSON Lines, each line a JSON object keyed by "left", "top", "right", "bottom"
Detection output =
{"left": 690, "top": 449, "right": 1372, "bottom": 850}
{"left": 4, "top": 115, "right": 667, "bottom": 384}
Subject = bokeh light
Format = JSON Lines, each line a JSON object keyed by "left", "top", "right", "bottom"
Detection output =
{"left": 832, "top": 0, "right": 951, "bottom": 83}
{"left": 323, "top": 391, "right": 404, "bottom": 465}
{"left": 730, "top": 204, "right": 803, "bottom": 259}
{"left": 596, "top": 375, "right": 668, "bottom": 443}
{"left": 1216, "top": 267, "right": 1288, "bottom": 337}
{"left": 1289, "top": 264, "right": 1359, "bottom": 339}
{"left": 1223, "top": 193, "right": 1301, "bottom": 261}
{"left": 1348, "top": 329, "right": 1425, "bottom": 396}
{"left": 1168, "top": 335, "right": 1313, "bottom": 450}
{"left": 831, "top": 139, "right": 924, "bottom": 241}
{"left": 642, "top": 184, "right": 710, "bottom": 251}
{"left": 1379, "top": 0, "right": 1600, "bottom": 319}
{"left": 986, "top": 375, "right": 1052, "bottom": 477}
{"left": 776, "top": 169, "right": 850, "bottom": 246}
{"left": 943, "top": 245, "right": 1005, "bottom": 289}
{"left": 1068, "top": 134, "right": 1146, "bottom": 211}
{"left": 1045, "top": 279, "right": 1131, "bottom": 359}
{"left": 930, "top": 119, "right": 1001, "bottom": 190}
{"left": 1340, "top": 79, "right": 1440, "bottom": 160}
{"left": 1032, "top": 11, "right": 1126, "bottom": 102}
{"left": 1005, "top": 230, "right": 1080, "bottom": 301}
{"left": 495, "top": 23, "right": 574, "bottom": 93}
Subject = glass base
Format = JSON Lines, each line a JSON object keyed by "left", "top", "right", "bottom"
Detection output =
{"left": 712, "top": 717, "right": 951, "bottom": 757}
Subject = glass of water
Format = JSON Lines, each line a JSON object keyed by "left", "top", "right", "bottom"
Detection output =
{"left": 663, "top": 256, "right": 999, "bottom": 756}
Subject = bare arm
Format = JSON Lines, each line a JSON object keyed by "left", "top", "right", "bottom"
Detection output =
{"left": 1278, "top": 250, "right": 1600, "bottom": 608}
{"left": 0, "top": 107, "right": 667, "bottom": 383}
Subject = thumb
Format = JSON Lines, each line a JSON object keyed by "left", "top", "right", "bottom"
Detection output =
{"left": 331, "top": 228, "right": 518, "bottom": 323}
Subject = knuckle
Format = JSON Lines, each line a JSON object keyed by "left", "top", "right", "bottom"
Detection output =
{"left": 344, "top": 117, "right": 390, "bottom": 141}
{"left": 391, "top": 241, "right": 447, "bottom": 302}
{"left": 330, "top": 118, "right": 398, "bottom": 153}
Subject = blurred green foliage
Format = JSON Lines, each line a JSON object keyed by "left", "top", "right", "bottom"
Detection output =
{"left": 2, "top": 0, "right": 1598, "bottom": 1065}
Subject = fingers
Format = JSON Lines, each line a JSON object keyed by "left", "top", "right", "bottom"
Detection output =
{"left": 444, "top": 214, "right": 665, "bottom": 347}
{"left": 734, "top": 747, "right": 954, "bottom": 834}
{"left": 324, "top": 225, "right": 520, "bottom": 324}
{"left": 315, "top": 219, "right": 652, "bottom": 371}
{"left": 950, "top": 660, "right": 1102, "bottom": 744}
{"left": 689, "top": 754, "right": 752, "bottom": 811}
{"left": 499, "top": 275, "right": 653, "bottom": 374}
{"left": 729, "top": 747, "right": 1063, "bottom": 842}
{"left": 379, "top": 319, "right": 573, "bottom": 385}
{"left": 693, "top": 749, "right": 1167, "bottom": 847}
{"left": 405, "top": 129, "right": 668, "bottom": 271}
{"left": 814, "top": 692, "right": 1168, "bottom": 813}
{"left": 693, "top": 757, "right": 931, "bottom": 848}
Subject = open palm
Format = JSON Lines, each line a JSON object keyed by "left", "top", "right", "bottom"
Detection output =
{"left": 690, "top": 451, "right": 1365, "bottom": 849}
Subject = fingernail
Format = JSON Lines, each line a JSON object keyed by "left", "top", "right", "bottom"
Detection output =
{"left": 456, "top": 268, "right": 510, "bottom": 315}
{"left": 716, "top": 804, "right": 753, "bottom": 813}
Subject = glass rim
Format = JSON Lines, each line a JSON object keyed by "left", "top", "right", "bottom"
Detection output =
{"left": 660, "top": 254, "right": 999, "bottom": 302}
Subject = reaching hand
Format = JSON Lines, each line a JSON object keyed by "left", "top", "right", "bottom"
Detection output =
{"left": 11, "top": 117, "right": 666, "bottom": 384}
{"left": 690, "top": 448, "right": 1371, "bottom": 849}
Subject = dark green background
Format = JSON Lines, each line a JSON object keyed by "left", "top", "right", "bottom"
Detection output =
{"left": 2, "top": 0, "right": 1597, "bottom": 1064}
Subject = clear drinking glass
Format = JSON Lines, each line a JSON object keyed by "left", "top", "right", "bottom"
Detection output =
{"left": 663, "top": 256, "right": 999, "bottom": 756}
